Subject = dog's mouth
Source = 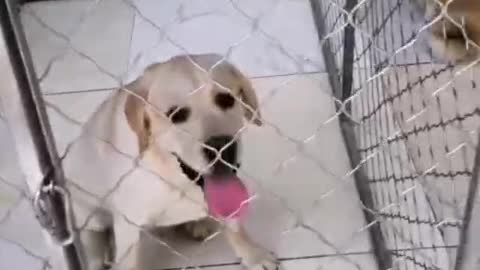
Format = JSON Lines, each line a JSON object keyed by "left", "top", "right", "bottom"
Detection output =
{"left": 175, "top": 155, "right": 240, "bottom": 189}
{"left": 175, "top": 155, "right": 249, "bottom": 219}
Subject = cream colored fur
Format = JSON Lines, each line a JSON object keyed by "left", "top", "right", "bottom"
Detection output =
{"left": 50, "top": 54, "right": 276, "bottom": 270}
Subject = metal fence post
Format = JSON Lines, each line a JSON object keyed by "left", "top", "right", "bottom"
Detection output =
{"left": 0, "top": 0, "right": 84, "bottom": 269}
{"left": 454, "top": 132, "right": 480, "bottom": 270}
{"left": 309, "top": 0, "right": 392, "bottom": 269}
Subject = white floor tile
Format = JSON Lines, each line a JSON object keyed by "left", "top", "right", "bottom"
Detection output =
{"left": 127, "top": 0, "right": 324, "bottom": 81}
{"left": 0, "top": 239, "right": 45, "bottom": 270}
{"left": 20, "top": 0, "right": 135, "bottom": 93}
{"left": 0, "top": 120, "right": 48, "bottom": 269}
{"left": 0, "top": 120, "right": 27, "bottom": 190}
{"left": 0, "top": 200, "right": 48, "bottom": 259}
{"left": 244, "top": 75, "right": 371, "bottom": 256}
{"left": 44, "top": 90, "right": 114, "bottom": 155}
{"left": 279, "top": 254, "right": 376, "bottom": 270}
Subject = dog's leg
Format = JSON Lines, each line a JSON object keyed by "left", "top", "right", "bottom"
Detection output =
{"left": 224, "top": 221, "right": 278, "bottom": 270}
{"left": 176, "top": 217, "right": 218, "bottom": 241}
{"left": 112, "top": 217, "right": 140, "bottom": 270}
{"left": 80, "top": 229, "right": 109, "bottom": 270}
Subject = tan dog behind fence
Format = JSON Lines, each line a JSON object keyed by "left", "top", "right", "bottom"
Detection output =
{"left": 50, "top": 54, "right": 277, "bottom": 270}
{"left": 415, "top": 0, "right": 480, "bottom": 63}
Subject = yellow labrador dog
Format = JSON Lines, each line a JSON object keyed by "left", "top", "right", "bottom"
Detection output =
{"left": 414, "top": 0, "right": 480, "bottom": 63}
{"left": 52, "top": 54, "right": 277, "bottom": 270}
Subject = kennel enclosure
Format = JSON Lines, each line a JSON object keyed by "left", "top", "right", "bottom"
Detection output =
{"left": 1, "top": 0, "right": 480, "bottom": 269}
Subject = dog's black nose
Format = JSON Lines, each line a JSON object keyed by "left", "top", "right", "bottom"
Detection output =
{"left": 203, "top": 135, "right": 238, "bottom": 175}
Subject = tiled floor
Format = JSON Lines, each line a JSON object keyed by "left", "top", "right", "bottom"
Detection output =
{"left": 0, "top": 119, "right": 49, "bottom": 267}
{"left": 0, "top": 0, "right": 418, "bottom": 270}
{"left": 38, "top": 74, "right": 377, "bottom": 270}
{"left": 21, "top": 0, "right": 134, "bottom": 93}
{"left": 127, "top": 0, "right": 325, "bottom": 80}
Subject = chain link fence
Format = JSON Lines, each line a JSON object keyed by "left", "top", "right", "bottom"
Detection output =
{"left": 317, "top": 0, "right": 480, "bottom": 269}
{"left": 1, "top": 0, "right": 480, "bottom": 269}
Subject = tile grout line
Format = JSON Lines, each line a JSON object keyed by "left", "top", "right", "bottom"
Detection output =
{"left": 156, "top": 251, "right": 375, "bottom": 270}
{"left": 43, "top": 87, "right": 116, "bottom": 96}
{"left": 43, "top": 2, "right": 136, "bottom": 98}
{"left": 40, "top": 60, "right": 440, "bottom": 96}
{"left": 124, "top": 3, "right": 137, "bottom": 83}
{"left": 155, "top": 245, "right": 458, "bottom": 270}
{"left": 42, "top": 70, "right": 329, "bottom": 96}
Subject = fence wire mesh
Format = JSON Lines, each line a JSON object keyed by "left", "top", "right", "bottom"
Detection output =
{"left": 331, "top": 0, "right": 480, "bottom": 269}
{"left": 0, "top": 0, "right": 480, "bottom": 270}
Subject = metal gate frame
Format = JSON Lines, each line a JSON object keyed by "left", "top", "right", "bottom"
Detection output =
{"left": 309, "top": 1, "right": 392, "bottom": 269}
{"left": 0, "top": 0, "right": 83, "bottom": 269}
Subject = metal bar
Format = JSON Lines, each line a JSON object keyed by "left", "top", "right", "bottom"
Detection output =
{"left": 338, "top": 0, "right": 392, "bottom": 268}
{"left": 454, "top": 132, "right": 480, "bottom": 270}
{"left": 310, "top": 0, "right": 392, "bottom": 269}
{"left": 309, "top": 0, "right": 342, "bottom": 100}
{"left": 338, "top": 117, "right": 393, "bottom": 270}
{"left": 0, "top": 1, "right": 83, "bottom": 269}
{"left": 340, "top": 0, "right": 357, "bottom": 108}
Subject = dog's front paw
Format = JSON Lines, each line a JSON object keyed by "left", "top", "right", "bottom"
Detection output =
{"left": 241, "top": 246, "right": 278, "bottom": 270}
{"left": 176, "top": 218, "right": 218, "bottom": 241}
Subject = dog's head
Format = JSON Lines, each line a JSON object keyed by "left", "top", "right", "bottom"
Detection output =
{"left": 124, "top": 54, "right": 261, "bottom": 182}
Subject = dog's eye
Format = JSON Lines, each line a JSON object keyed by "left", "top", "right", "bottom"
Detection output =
{"left": 166, "top": 106, "right": 190, "bottom": 124}
{"left": 214, "top": 92, "right": 235, "bottom": 110}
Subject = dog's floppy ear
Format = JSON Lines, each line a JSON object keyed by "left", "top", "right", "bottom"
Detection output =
{"left": 124, "top": 78, "right": 151, "bottom": 153}
{"left": 229, "top": 66, "right": 262, "bottom": 126}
